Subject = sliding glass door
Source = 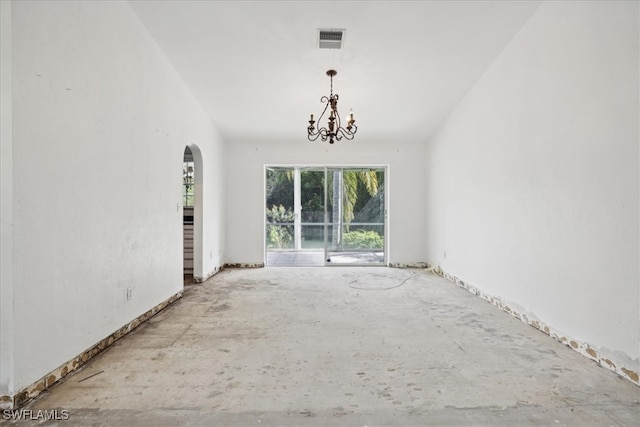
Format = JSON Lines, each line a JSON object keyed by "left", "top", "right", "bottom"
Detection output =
{"left": 326, "top": 168, "right": 385, "bottom": 264}
{"left": 265, "top": 166, "right": 386, "bottom": 266}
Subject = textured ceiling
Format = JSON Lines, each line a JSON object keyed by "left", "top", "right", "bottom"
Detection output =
{"left": 129, "top": 1, "right": 542, "bottom": 144}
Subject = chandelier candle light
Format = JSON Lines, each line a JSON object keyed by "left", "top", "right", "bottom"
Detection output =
{"left": 307, "top": 70, "right": 357, "bottom": 144}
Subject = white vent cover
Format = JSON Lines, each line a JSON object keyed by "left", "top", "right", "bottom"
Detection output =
{"left": 318, "top": 29, "right": 345, "bottom": 49}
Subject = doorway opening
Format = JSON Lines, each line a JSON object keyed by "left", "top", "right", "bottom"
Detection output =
{"left": 183, "top": 147, "right": 194, "bottom": 282}
{"left": 265, "top": 166, "right": 387, "bottom": 266}
{"left": 183, "top": 145, "right": 203, "bottom": 283}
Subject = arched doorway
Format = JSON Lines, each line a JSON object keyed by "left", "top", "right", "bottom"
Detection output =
{"left": 183, "top": 145, "right": 203, "bottom": 283}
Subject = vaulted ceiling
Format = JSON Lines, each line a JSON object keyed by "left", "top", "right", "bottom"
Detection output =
{"left": 129, "top": 1, "right": 542, "bottom": 145}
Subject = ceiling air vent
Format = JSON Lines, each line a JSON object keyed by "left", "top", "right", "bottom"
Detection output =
{"left": 318, "top": 29, "right": 345, "bottom": 49}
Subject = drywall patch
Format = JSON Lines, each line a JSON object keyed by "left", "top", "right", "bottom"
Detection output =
{"left": 427, "top": 263, "right": 640, "bottom": 387}
{"left": 224, "top": 263, "right": 264, "bottom": 269}
{"left": 8, "top": 291, "right": 183, "bottom": 409}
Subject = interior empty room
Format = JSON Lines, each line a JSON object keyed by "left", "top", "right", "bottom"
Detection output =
{"left": 1, "top": 0, "right": 638, "bottom": 425}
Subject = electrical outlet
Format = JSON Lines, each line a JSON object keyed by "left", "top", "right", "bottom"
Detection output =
{"left": 126, "top": 288, "right": 132, "bottom": 301}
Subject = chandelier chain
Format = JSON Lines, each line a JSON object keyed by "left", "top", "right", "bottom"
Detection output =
{"left": 330, "top": 73, "right": 333, "bottom": 97}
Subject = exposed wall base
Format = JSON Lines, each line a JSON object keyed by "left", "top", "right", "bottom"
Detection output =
{"left": 223, "top": 262, "right": 431, "bottom": 269}
{"left": 0, "top": 291, "right": 183, "bottom": 410}
{"left": 194, "top": 265, "right": 223, "bottom": 283}
{"left": 427, "top": 264, "right": 639, "bottom": 386}
{"left": 224, "top": 262, "right": 265, "bottom": 269}
{"left": 389, "top": 262, "right": 429, "bottom": 268}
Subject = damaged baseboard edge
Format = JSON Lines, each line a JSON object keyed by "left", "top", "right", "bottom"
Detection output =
{"left": 426, "top": 263, "right": 639, "bottom": 387}
{"left": 223, "top": 262, "right": 265, "bottom": 269}
{"left": 389, "top": 262, "right": 430, "bottom": 268}
{"left": 194, "top": 265, "right": 224, "bottom": 283}
{"left": 0, "top": 291, "right": 183, "bottom": 410}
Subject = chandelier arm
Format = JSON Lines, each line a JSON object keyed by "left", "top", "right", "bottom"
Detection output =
{"left": 309, "top": 127, "right": 332, "bottom": 141}
{"left": 331, "top": 100, "right": 357, "bottom": 141}
{"left": 307, "top": 131, "right": 322, "bottom": 141}
{"left": 336, "top": 121, "right": 357, "bottom": 136}
{"left": 336, "top": 127, "right": 356, "bottom": 140}
{"left": 317, "top": 96, "right": 331, "bottom": 128}
{"left": 308, "top": 98, "right": 332, "bottom": 140}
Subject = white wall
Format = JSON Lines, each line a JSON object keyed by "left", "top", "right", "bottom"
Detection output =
{"left": 1, "top": 0, "right": 15, "bottom": 401}
{"left": 191, "top": 141, "right": 226, "bottom": 280}
{"left": 425, "top": 0, "right": 639, "bottom": 371}
{"left": 4, "top": 0, "right": 225, "bottom": 397}
{"left": 225, "top": 141, "right": 426, "bottom": 265}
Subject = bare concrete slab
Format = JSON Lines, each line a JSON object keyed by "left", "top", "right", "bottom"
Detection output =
{"left": 17, "top": 268, "right": 640, "bottom": 426}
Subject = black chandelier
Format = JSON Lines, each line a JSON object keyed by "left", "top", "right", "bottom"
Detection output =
{"left": 307, "top": 70, "right": 357, "bottom": 144}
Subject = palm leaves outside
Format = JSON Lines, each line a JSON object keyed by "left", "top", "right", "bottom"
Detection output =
{"left": 331, "top": 169, "right": 382, "bottom": 249}
{"left": 341, "top": 169, "right": 378, "bottom": 228}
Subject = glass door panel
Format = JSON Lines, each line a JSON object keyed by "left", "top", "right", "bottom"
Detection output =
{"left": 265, "top": 167, "right": 295, "bottom": 250}
{"left": 326, "top": 168, "right": 386, "bottom": 265}
{"left": 300, "top": 169, "right": 326, "bottom": 250}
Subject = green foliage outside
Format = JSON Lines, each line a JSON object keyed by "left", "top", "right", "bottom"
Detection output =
{"left": 342, "top": 230, "right": 384, "bottom": 249}
{"left": 266, "top": 204, "right": 294, "bottom": 248}
{"left": 266, "top": 168, "right": 383, "bottom": 226}
{"left": 266, "top": 168, "right": 294, "bottom": 211}
{"left": 341, "top": 170, "right": 379, "bottom": 229}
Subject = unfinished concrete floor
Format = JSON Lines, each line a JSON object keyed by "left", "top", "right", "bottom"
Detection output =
{"left": 19, "top": 268, "right": 640, "bottom": 426}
